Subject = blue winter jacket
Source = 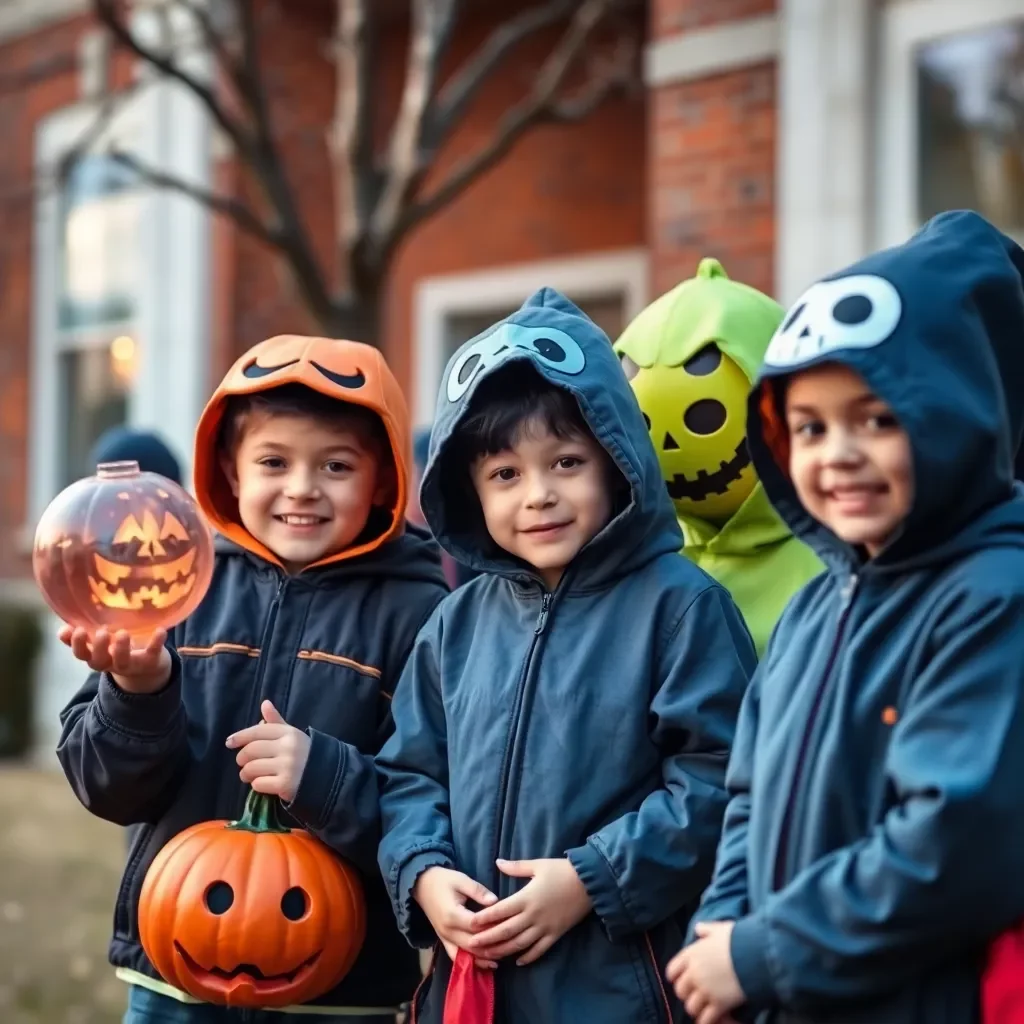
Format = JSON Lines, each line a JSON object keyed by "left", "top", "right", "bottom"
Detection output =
{"left": 56, "top": 354, "right": 449, "bottom": 1014}
{"left": 377, "top": 288, "right": 757, "bottom": 1024}
{"left": 693, "top": 210, "right": 1024, "bottom": 1023}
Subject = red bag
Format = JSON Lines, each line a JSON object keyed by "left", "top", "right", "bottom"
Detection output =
{"left": 983, "top": 927, "right": 1024, "bottom": 1023}
{"left": 443, "top": 949, "right": 495, "bottom": 1024}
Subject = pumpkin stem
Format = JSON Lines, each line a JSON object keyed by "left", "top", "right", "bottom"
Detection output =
{"left": 227, "top": 789, "right": 291, "bottom": 834}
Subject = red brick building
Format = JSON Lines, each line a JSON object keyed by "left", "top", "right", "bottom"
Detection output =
{"left": 4, "top": 0, "right": 1021, "bottom": 752}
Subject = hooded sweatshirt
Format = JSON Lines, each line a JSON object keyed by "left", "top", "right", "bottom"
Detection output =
{"left": 692, "top": 210, "right": 1024, "bottom": 1023}
{"left": 376, "top": 289, "right": 757, "bottom": 1024}
{"left": 614, "top": 259, "right": 823, "bottom": 654}
{"left": 57, "top": 336, "right": 448, "bottom": 1014}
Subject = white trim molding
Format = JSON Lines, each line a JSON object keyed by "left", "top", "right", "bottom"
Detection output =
{"left": 0, "top": 0, "right": 87, "bottom": 43}
{"left": 413, "top": 248, "right": 649, "bottom": 428}
{"left": 775, "top": 0, "right": 874, "bottom": 306}
{"left": 644, "top": 13, "right": 779, "bottom": 87}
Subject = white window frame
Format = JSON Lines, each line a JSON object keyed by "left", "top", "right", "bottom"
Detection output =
{"left": 875, "top": 0, "right": 1024, "bottom": 252}
{"left": 412, "top": 248, "right": 649, "bottom": 427}
{"left": 29, "top": 47, "right": 213, "bottom": 533}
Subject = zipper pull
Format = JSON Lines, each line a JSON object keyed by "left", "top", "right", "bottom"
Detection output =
{"left": 534, "top": 593, "right": 552, "bottom": 635}
{"left": 840, "top": 573, "right": 858, "bottom": 605}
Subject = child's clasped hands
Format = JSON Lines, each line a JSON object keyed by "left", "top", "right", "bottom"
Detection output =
{"left": 666, "top": 921, "right": 745, "bottom": 1024}
{"left": 413, "top": 858, "right": 593, "bottom": 969}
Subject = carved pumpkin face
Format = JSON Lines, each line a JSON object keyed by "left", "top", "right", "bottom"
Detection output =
{"left": 614, "top": 258, "right": 785, "bottom": 524}
{"left": 193, "top": 334, "right": 410, "bottom": 568}
{"left": 32, "top": 461, "right": 214, "bottom": 640}
{"left": 621, "top": 345, "right": 757, "bottom": 522}
{"left": 139, "top": 791, "right": 366, "bottom": 1008}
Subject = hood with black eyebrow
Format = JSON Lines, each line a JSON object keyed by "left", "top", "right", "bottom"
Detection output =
{"left": 193, "top": 334, "right": 415, "bottom": 570}
{"left": 749, "top": 209, "right": 1024, "bottom": 571}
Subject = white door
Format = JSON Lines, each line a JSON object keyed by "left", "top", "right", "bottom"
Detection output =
{"left": 876, "top": 0, "right": 1024, "bottom": 249}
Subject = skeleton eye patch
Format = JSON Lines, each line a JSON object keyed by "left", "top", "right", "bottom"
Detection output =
{"left": 765, "top": 274, "right": 903, "bottom": 369}
{"left": 446, "top": 324, "right": 586, "bottom": 403}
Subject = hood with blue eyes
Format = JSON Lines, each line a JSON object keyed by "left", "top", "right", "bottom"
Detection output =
{"left": 420, "top": 287, "right": 682, "bottom": 585}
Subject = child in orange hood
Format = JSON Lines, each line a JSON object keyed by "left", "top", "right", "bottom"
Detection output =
{"left": 56, "top": 336, "right": 448, "bottom": 1022}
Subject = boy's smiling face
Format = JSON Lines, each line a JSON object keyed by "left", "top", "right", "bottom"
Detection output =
{"left": 222, "top": 413, "right": 392, "bottom": 572}
{"left": 470, "top": 416, "right": 614, "bottom": 590}
{"left": 785, "top": 362, "right": 913, "bottom": 558}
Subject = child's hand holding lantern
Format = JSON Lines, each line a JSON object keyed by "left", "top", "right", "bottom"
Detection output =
{"left": 59, "top": 625, "right": 172, "bottom": 694}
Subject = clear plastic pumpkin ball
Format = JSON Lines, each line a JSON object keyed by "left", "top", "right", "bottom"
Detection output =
{"left": 32, "top": 460, "right": 214, "bottom": 641}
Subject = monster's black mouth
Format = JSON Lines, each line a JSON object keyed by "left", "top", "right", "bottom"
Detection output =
{"left": 665, "top": 440, "right": 751, "bottom": 502}
{"left": 174, "top": 941, "right": 321, "bottom": 989}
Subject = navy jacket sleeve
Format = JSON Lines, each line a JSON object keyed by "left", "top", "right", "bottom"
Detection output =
{"left": 56, "top": 645, "right": 191, "bottom": 826}
{"left": 376, "top": 607, "right": 456, "bottom": 948}
{"left": 730, "top": 589, "right": 1024, "bottom": 1012}
{"left": 689, "top": 664, "right": 762, "bottom": 934}
{"left": 567, "top": 584, "right": 757, "bottom": 942}
{"left": 288, "top": 582, "right": 446, "bottom": 877}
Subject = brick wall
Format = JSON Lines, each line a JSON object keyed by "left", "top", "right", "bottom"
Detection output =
{"left": 648, "top": 0, "right": 777, "bottom": 299}
{"left": 652, "top": 0, "right": 776, "bottom": 37}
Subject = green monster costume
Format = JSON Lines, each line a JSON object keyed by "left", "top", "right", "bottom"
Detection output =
{"left": 614, "top": 258, "right": 822, "bottom": 655}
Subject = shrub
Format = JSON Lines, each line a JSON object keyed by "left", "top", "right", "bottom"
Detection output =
{"left": 0, "top": 603, "right": 43, "bottom": 758}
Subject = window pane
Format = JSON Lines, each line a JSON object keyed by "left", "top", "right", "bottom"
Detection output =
{"left": 60, "top": 343, "right": 132, "bottom": 486}
{"left": 59, "top": 155, "right": 141, "bottom": 331}
{"left": 443, "top": 294, "right": 626, "bottom": 365}
{"left": 917, "top": 21, "right": 1024, "bottom": 231}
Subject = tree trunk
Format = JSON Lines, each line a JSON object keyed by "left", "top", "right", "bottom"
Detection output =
{"left": 321, "top": 293, "right": 381, "bottom": 347}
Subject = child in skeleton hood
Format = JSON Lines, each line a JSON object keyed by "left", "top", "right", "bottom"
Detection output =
{"left": 669, "top": 211, "right": 1024, "bottom": 1024}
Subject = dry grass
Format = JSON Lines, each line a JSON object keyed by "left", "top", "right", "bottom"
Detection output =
{"left": 0, "top": 765, "right": 126, "bottom": 1024}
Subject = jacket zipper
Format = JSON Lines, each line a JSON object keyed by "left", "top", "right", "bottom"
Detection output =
{"left": 236, "top": 575, "right": 288, "bottom": 816}
{"left": 771, "top": 573, "right": 858, "bottom": 891}
{"left": 490, "top": 590, "right": 552, "bottom": 896}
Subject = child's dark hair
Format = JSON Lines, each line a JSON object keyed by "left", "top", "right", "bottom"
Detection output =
{"left": 218, "top": 383, "right": 389, "bottom": 456}
{"left": 449, "top": 361, "right": 593, "bottom": 465}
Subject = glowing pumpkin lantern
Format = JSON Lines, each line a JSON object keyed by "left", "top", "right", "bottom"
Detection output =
{"left": 139, "top": 789, "right": 367, "bottom": 1008}
{"left": 32, "top": 460, "right": 214, "bottom": 641}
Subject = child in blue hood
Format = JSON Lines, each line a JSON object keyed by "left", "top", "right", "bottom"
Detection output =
{"left": 377, "top": 289, "right": 757, "bottom": 1024}
{"left": 668, "top": 210, "right": 1024, "bottom": 1024}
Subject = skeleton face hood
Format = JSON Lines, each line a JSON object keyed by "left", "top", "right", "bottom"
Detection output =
{"left": 748, "top": 209, "right": 1024, "bottom": 569}
{"left": 420, "top": 288, "right": 683, "bottom": 585}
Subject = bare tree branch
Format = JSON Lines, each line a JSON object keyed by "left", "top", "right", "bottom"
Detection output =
{"left": 332, "top": 0, "right": 377, "bottom": 254}
{"left": 390, "top": 0, "right": 638, "bottom": 243}
{"left": 174, "top": 0, "right": 244, "bottom": 86}
{"left": 107, "top": 147, "right": 284, "bottom": 248}
{"left": 368, "top": 0, "right": 461, "bottom": 251}
{"left": 427, "top": 0, "right": 576, "bottom": 150}
{"left": 91, "top": 0, "right": 256, "bottom": 160}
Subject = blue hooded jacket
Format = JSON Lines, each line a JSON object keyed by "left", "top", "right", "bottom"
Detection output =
{"left": 377, "top": 289, "right": 757, "bottom": 1024}
{"left": 692, "top": 210, "right": 1024, "bottom": 1023}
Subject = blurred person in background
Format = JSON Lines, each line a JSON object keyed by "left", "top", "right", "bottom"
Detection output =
{"left": 89, "top": 426, "right": 183, "bottom": 487}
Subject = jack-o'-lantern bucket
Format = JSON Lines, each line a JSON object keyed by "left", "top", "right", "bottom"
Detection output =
{"left": 32, "top": 460, "right": 214, "bottom": 640}
{"left": 139, "top": 789, "right": 366, "bottom": 1007}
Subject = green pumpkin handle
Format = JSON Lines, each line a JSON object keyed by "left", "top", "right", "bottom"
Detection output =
{"left": 227, "top": 787, "right": 291, "bottom": 834}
